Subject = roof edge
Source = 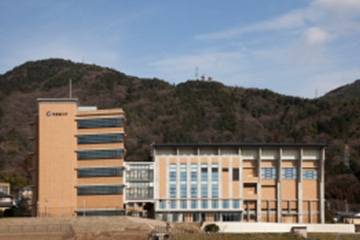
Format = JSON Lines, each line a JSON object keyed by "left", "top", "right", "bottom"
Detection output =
{"left": 152, "top": 143, "right": 327, "bottom": 148}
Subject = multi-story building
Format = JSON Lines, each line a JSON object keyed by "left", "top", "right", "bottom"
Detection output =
{"left": 124, "top": 161, "right": 154, "bottom": 217}
{"left": 152, "top": 143, "right": 326, "bottom": 224}
{"left": 30, "top": 98, "right": 125, "bottom": 217}
{"left": 0, "top": 182, "right": 15, "bottom": 211}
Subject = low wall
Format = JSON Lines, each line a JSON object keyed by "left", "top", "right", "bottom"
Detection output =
{"left": 206, "top": 222, "right": 355, "bottom": 233}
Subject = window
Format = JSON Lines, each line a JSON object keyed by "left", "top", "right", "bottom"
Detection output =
{"left": 222, "top": 168, "right": 229, "bottom": 172}
{"left": 77, "top": 167, "right": 123, "bottom": 178}
{"left": 77, "top": 210, "right": 123, "bottom": 216}
{"left": 191, "top": 164, "right": 197, "bottom": 182}
{"left": 169, "top": 164, "right": 176, "bottom": 182}
{"left": 201, "top": 184, "right": 208, "bottom": 198}
{"left": 77, "top": 185, "right": 122, "bottom": 195}
{"left": 170, "top": 201, "right": 176, "bottom": 209}
{"left": 126, "top": 168, "right": 153, "bottom": 182}
{"left": 77, "top": 149, "right": 124, "bottom": 160}
{"left": 212, "top": 200, "right": 218, "bottom": 209}
{"left": 211, "top": 184, "right": 218, "bottom": 198}
{"left": 159, "top": 201, "right": 166, "bottom": 209}
{"left": 233, "top": 168, "right": 239, "bottom": 181}
{"left": 180, "top": 184, "right": 187, "bottom": 198}
{"left": 261, "top": 168, "right": 276, "bottom": 180}
{"left": 222, "top": 213, "right": 241, "bottom": 222}
{"left": 170, "top": 184, "right": 176, "bottom": 198}
{"left": 180, "top": 164, "right": 187, "bottom": 181}
{"left": 212, "top": 164, "right": 218, "bottom": 182}
{"left": 193, "top": 213, "right": 199, "bottom": 222}
{"left": 201, "top": 200, "right": 208, "bottom": 209}
{"left": 126, "top": 182, "right": 153, "bottom": 199}
{"left": 191, "top": 184, "right": 197, "bottom": 198}
{"left": 223, "top": 200, "right": 229, "bottom": 209}
{"left": 201, "top": 164, "right": 208, "bottom": 181}
{"left": 191, "top": 201, "right": 198, "bottom": 209}
{"left": 303, "top": 170, "right": 317, "bottom": 180}
{"left": 180, "top": 201, "right": 187, "bottom": 209}
{"left": 77, "top": 133, "right": 124, "bottom": 144}
{"left": 282, "top": 168, "right": 297, "bottom": 180}
{"left": 233, "top": 200, "right": 240, "bottom": 209}
{"left": 77, "top": 118, "right": 123, "bottom": 128}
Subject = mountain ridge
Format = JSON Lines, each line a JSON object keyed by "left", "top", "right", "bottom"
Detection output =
{"left": 1, "top": 58, "right": 360, "bottom": 211}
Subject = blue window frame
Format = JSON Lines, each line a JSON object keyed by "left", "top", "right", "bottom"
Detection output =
{"left": 212, "top": 200, "right": 218, "bottom": 209}
{"left": 201, "top": 184, "right": 208, "bottom": 198}
{"left": 303, "top": 170, "right": 317, "bottom": 180}
{"left": 180, "top": 201, "right": 187, "bottom": 209}
{"left": 170, "top": 201, "right": 176, "bottom": 209}
{"left": 191, "top": 164, "right": 197, "bottom": 182}
{"left": 191, "top": 184, "right": 197, "bottom": 198}
{"left": 201, "top": 164, "right": 208, "bottom": 181}
{"left": 77, "top": 149, "right": 124, "bottom": 160}
{"left": 180, "top": 164, "right": 187, "bottom": 182}
{"left": 233, "top": 200, "right": 240, "bottom": 209}
{"left": 201, "top": 200, "right": 208, "bottom": 209}
{"left": 169, "top": 164, "right": 176, "bottom": 182}
{"left": 211, "top": 184, "right": 218, "bottom": 198}
{"left": 77, "top": 185, "right": 122, "bottom": 195}
{"left": 180, "top": 184, "right": 187, "bottom": 198}
{"left": 191, "top": 201, "right": 198, "bottom": 209}
{"left": 261, "top": 168, "right": 276, "bottom": 180}
{"left": 77, "top": 133, "right": 124, "bottom": 144}
{"left": 159, "top": 201, "right": 166, "bottom": 209}
{"left": 212, "top": 164, "right": 218, "bottom": 182}
{"left": 282, "top": 168, "right": 297, "bottom": 180}
{"left": 77, "top": 118, "right": 123, "bottom": 129}
{"left": 77, "top": 167, "right": 123, "bottom": 178}
{"left": 223, "top": 200, "right": 229, "bottom": 209}
{"left": 170, "top": 184, "right": 176, "bottom": 198}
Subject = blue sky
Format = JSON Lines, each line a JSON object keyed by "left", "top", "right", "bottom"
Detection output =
{"left": 1, "top": 0, "right": 359, "bottom": 98}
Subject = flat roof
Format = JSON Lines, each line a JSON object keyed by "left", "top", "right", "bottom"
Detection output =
{"left": 152, "top": 143, "right": 327, "bottom": 148}
{"left": 37, "top": 98, "right": 79, "bottom": 103}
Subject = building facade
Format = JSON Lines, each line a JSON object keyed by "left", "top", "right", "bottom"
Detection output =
{"left": 124, "top": 161, "right": 154, "bottom": 217}
{"left": 30, "top": 99, "right": 125, "bottom": 217}
{"left": 152, "top": 143, "right": 325, "bottom": 224}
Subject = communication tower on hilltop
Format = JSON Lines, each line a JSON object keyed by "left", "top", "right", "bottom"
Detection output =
{"left": 195, "top": 67, "right": 199, "bottom": 80}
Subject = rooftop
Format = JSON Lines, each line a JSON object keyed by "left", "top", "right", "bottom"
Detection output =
{"left": 152, "top": 143, "right": 327, "bottom": 148}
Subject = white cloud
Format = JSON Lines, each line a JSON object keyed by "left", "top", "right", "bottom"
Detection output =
{"left": 313, "top": 0, "right": 360, "bottom": 16}
{"left": 303, "top": 27, "right": 335, "bottom": 45}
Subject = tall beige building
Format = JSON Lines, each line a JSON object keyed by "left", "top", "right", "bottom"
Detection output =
{"left": 152, "top": 143, "right": 326, "bottom": 224}
{"left": 30, "top": 99, "right": 125, "bottom": 217}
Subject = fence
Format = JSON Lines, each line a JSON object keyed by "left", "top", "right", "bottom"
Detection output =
{"left": 0, "top": 224, "right": 72, "bottom": 234}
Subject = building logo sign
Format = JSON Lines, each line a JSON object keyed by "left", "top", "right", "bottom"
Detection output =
{"left": 46, "top": 111, "right": 68, "bottom": 117}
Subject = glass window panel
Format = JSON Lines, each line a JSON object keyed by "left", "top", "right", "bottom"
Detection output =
{"left": 77, "top": 118, "right": 123, "bottom": 128}
{"left": 77, "top": 149, "right": 124, "bottom": 160}
{"left": 77, "top": 185, "right": 122, "bottom": 195}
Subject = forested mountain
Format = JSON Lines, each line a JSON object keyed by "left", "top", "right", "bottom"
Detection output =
{"left": 1, "top": 59, "right": 360, "bottom": 211}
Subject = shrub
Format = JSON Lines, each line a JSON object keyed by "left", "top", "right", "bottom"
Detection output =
{"left": 204, "top": 223, "right": 219, "bottom": 233}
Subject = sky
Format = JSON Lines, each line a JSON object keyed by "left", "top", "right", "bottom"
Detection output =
{"left": 0, "top": 0, "right": 359, "bottom": 98}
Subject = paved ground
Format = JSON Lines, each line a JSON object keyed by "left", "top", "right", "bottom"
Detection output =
{"left": 0, "top": 216, "right": 167, "bottom": 240}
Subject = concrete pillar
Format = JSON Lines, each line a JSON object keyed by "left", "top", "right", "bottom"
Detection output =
{"left": 277, "top": 148, "right": 282, "bottom": 223}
